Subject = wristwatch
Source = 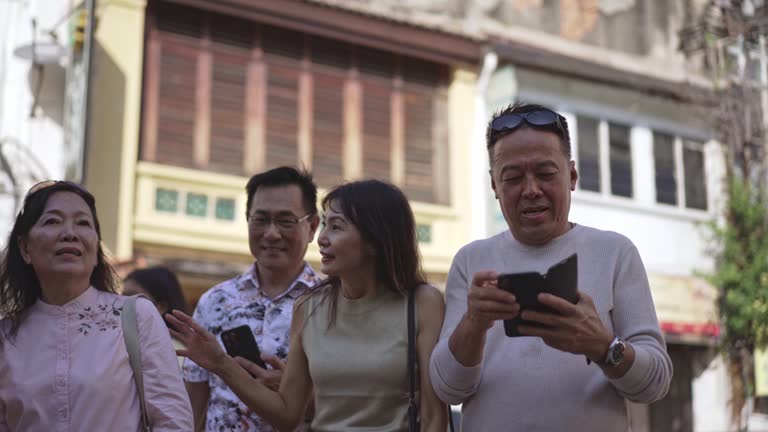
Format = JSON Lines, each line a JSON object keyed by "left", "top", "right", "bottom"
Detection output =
{"left": 603, "top": 337, "right": 627, "bottom": 367}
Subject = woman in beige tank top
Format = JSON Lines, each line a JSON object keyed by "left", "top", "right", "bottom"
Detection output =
{"left": 169, "top": 180, "right": 447, "bottom": 432}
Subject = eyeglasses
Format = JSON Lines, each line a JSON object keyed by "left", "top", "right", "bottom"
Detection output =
{"left": 248, "top": 213, "right": 313, "bottom": 232}
{"left": 490, "top": 110, "right": 565, "bottom": 141}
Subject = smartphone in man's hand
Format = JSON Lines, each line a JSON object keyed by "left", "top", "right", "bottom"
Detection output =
{"left": 220, "top": 325, "right": 267, "bottom": 369}
{"left": 498, "top": 253, "right": 579, "bottom": 337}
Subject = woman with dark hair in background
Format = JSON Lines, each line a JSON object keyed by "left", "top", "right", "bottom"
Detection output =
{"left": 124, "top": 266, "right": 191, "bottom": 366}
{"left": 168, "top": 180, "right": 448, "bottom": 432}
{"left": 0, "top": 181, "right": 192, "bottom": 431}
{"left": 124, "top": 266, "right": 190, "bottom": 317}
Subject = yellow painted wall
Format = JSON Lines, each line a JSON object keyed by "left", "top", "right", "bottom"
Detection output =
{"left": 84, "top": 0, "right": 146, "bottom": 260}
{"left": 447, "top": 67, "right": 477, "bottom": 251}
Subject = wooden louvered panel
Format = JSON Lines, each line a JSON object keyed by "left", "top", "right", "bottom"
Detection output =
{"left": 156, "top": 2, "right": 203, "bottom": 38}
{"left": 263, "top": 26, "right": 303, "bottom": 60}
{"left": 361, "top": 77, "right": 391, "bottom": 182}
{"left": 146, "top": 7, "right": 452, "bottom": 204}
{"left": 402, "top": 56, "right": 445, "bottom": 86}
{"left": 358, "top": 47, "right": 394, "bottom": 79}
{"left": 312, "top": 37, "right": 349, "bottom": 69}
{"left": 209, "top": 43, "right": 248, "bottom": 175}
{"left": 403, "top": 84, "right": 435, "bottom": 202}
{"left": 156, "top": 39, "right": 197, "bottom": 168}
{"left": 312, "top": 68, "right": 344, "bottom": 187}
{"left": 209, "top": 13, "right": 251, "bottom": 49}
{"left": 265, "top": 61, "right": 300, "bottom": 168}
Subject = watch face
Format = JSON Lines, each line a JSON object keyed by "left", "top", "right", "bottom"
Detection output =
{"left": 609, "top": 339, "right": 626, "bottom": 365}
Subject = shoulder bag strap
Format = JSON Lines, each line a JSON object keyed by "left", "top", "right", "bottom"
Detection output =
{"left": 122, "top": 296, "right": 152, "bottom": 432}
{"left": 408, "top": 287, "right": 456, "bottom": 432}
{"left": 407, "top": 287, "right": 418, "bottom": 432}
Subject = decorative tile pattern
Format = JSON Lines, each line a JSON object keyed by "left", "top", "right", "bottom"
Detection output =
{"left": 215, "top": 198, "right": 236, "bottom": 221}
{"left": 416, "top": 223, "right": 432, "bottom": 244}
{"left": 186, "top": 193, "right": 208, "bottom": 217}
{"left": 155, "top": 188, "right": 179, "bottom": 213}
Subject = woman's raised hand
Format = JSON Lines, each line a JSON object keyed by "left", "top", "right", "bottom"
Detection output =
{"left": 166, "top": 310, "right": 228, "bottom": 372}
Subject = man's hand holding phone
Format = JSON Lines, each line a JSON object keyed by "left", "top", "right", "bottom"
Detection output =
{"left": 449, "top": 270, "right": 520, "bottom": 367}
{"left": 465, "top": 270, "right": 520, "bottom": 333}
{"left": 518, "top": 291, "right": 613, "bottom": 361}
{"left": 235, "top": 355, "right": 286, "bottom": 391}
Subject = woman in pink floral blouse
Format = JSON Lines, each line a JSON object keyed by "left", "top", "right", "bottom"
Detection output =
{"left": 0, "top": 180, "right": 192, "bottom": 431}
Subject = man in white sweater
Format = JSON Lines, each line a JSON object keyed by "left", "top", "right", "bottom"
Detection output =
{"left": 429, "top": 103, "right": 672, "bottom": 431}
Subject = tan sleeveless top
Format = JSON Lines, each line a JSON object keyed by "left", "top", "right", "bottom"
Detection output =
{"left": 302, "top": 286, "right": 413, "bottom": 432}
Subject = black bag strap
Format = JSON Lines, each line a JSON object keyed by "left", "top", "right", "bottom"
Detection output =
{"left": 407, "top": 287, "right": 455, "bottom": 432}
{"left": 408, "top": 286, "right": 418, "bottom": 431}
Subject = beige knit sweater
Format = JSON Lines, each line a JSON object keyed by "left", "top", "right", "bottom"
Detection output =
{"left": 429, "top": 224, "right": 672, "bottom": 432}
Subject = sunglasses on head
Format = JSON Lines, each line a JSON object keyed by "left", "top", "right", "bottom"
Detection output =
{"left": 490, "top": 109, "right": 565, "bottom": 139}
{"left": 17, "top": 180, "right": 89, "bottom": 218}
{"left": 25, "top": 180, "right": 87, "bottom": 198}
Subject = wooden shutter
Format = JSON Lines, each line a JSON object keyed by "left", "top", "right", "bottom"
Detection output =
{"left": 361, "top": 79, "right": 392, "bottom": 181}
{"left": 145, "top": 7, "right": 453, "bottom": 206}
{"left": 207, "top": 16, "right": 250, "bottom": 176}
{"left": 359, "top": 48, "right": 394, "bottom": 182}
{"left": 402, "top": 85, "right": 434, "bottom": 202}
{"left": 311, "top": 37, "right": 348, "bottom": 187}
{"left": 401, "top": 57, "right": 448, "bottom": 203}
{"left": 153, "top": 6, "right": 203, "bottom": 168}
{"left": 263, "top": 26, "right": 302, "bottom": 169}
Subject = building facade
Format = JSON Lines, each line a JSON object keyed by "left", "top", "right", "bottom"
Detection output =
{"left": 0, "top": 0, "right": 78, "bottom": 246}
{"left": 86, "top": 0, "right": 481, "bottom": 299}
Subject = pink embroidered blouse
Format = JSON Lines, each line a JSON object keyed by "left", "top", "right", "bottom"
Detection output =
{"left": 0, "top": 286, "right": 193, "bottom": 431}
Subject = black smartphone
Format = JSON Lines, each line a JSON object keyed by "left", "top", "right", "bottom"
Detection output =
{"left": 497, "top": 253, "right": 579, "bottom": 337}
{"left": 220, "top": 325, "right": 267, "bottom": 369}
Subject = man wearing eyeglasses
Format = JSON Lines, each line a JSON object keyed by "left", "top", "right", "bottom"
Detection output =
{"left": 429, "top": 103, "right": 671, "bottom": 431}
{"left": 183, "top": 166, "right": 321, "bottom": 432}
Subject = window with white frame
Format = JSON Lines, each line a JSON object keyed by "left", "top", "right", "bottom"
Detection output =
{"left": 576, "top": 115, "right": 633, "bottom": 198}
{"left": 609, "top": 122, "right": 633, "bottom": 198}
{"left": 576, "top": 115, "right": 600, "bottom": 192}
{"left": 653, "top": 133, "right": 708, "bottom": 210}
{"left": 683, "top": 140, "right": 707, "bottom": 210}
{"left": 653, "top": 131, "right": 677, "bottom": 205}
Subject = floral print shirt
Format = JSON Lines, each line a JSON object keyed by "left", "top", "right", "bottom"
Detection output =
{"left": 183, "top": 263, "right": 319, "bottom": 432}
{"left": 0, "top": 287, "right": 193, "bottom": 431}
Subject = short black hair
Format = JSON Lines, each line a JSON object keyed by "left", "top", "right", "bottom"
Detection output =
{"left": 245, "top": 166, "right": 317, "bottom": 218}
{"left": 486, "top": 102, "right": 572, "bottom": 162}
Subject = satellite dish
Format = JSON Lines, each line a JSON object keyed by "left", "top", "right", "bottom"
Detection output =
{"left": 13, "top": 40, "right": 66, "bottom": 65}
